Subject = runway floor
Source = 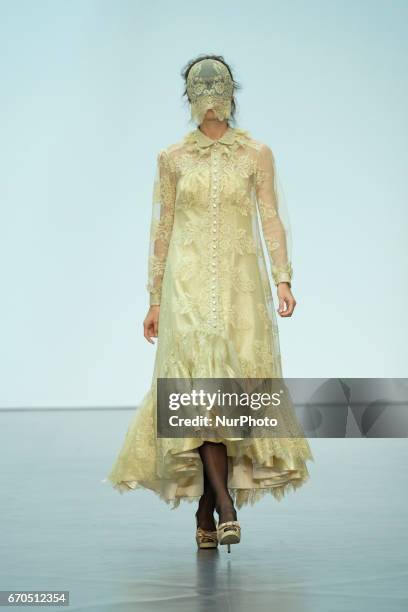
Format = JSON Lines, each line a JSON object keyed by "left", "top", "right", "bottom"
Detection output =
{"left": 1, "top": 409, "right": 407, "bottom": 611}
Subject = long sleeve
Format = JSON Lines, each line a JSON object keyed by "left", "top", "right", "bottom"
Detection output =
{"left": 255, "top": 143, "right": 293, "bottom": 287}
{"left": 146, "top": 149, "right": 176, "bottom": 306}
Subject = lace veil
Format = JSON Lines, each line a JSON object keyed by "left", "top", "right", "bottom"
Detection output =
{"left": 186, "top": 58, "right": 234, "bottom": 125}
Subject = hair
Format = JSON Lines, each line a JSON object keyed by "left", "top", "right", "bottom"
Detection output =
{"left": 181, "top": 53, "right": 242, "bottom": 124}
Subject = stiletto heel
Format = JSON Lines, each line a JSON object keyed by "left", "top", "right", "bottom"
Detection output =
{"left": 217, "top": 520, "right": 241, "bottom": 552}
{"left": 216, "top": 500, "right": 241, "bottom": 552}
{"left": 195, "top": 513, "right": 218, "bottom": 549}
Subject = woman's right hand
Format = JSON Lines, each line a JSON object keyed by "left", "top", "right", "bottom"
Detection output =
{"left": 143, "top": 305, "right": 160, "bottom": 344}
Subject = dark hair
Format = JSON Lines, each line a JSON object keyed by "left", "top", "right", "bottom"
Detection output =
{"left": 181, "top": 53, "right": 242, "bottom": 124}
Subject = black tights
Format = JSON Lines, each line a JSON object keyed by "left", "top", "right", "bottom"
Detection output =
{"left": 196, "top": 441, "right": 237, "bottom": 530}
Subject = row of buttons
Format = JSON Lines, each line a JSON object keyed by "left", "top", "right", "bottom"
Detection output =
{"left": 210, "top": 143, "right": 219, "bottom": 328}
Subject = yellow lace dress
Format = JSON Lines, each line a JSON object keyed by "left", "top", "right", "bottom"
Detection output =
{"left": 105, "top": 125, "right": 314, "bottom": 508}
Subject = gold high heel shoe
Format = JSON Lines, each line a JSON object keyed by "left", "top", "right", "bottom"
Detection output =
{"left": 217, "top": 520, "right": 241, "bottom": 553}
{"left": 195, "top": 514, "right": 218, "bottom": 549}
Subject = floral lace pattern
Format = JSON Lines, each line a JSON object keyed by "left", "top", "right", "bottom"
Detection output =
{"left": 106, "top": 126, "right": 313, "bottom": 509}
{"left": 186, "top": 58, "right": 234, "bottom": 125}
{"left": 147, "top": 126, "right": 293, "bottom": 305}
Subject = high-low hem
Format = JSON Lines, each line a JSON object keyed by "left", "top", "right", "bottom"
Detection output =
{"left": 103, "top": 426, "right": 314, "bottom": 510}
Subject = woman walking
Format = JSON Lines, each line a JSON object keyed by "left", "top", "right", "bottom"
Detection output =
{"left": 106, "top": 54, "right": 313, "bottom": 553}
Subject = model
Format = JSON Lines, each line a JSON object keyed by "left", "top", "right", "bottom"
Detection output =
{"left": 105, "top": 54, "right": 314, "bottom": 553}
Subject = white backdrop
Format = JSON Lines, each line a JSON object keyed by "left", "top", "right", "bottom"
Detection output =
{"left": 1, "top": 0, "right": 407, "bottom": 408}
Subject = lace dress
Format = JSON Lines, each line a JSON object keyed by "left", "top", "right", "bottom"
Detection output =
{"left": 105, "top": 125, "right": 313, "bottom": 508}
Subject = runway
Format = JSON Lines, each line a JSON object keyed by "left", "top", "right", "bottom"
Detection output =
{"left": 1, "top": 409, "right": 407, "bottom": 611}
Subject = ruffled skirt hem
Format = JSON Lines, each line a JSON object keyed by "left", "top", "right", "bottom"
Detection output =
{"left": 102, "top": 470, "right": 311, "bottom": 510}
{"left": 103, "top": 402, "right": 314, "bottom": 509}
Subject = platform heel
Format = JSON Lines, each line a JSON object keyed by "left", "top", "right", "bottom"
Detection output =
{"left": 195, "top": 513, "right": 218, "bottom": 549}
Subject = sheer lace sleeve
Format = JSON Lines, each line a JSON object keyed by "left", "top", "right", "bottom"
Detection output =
{"left": 255, "top": 143, "right": 293, "bottom": 287}
{"left": 146, "top": 149, "right": 176, "bottom": 306}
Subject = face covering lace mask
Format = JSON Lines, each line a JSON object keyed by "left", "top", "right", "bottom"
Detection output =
{"left": 186, "top": 58, "right": 234, "bottom": 125}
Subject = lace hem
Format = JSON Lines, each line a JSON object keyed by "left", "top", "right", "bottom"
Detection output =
{"left": 103, "top": 436, "right": 314, "bottom": 510}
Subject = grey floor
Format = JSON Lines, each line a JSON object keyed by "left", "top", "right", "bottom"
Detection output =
{"left": 1, "top": 409, "right": 407, "bottom": 612}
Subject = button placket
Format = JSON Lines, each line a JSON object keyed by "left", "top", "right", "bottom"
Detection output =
{"left": 210, "top": 143, "right": 220, "bottom": 329}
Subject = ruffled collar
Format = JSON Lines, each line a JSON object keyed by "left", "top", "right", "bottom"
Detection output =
{"left": 184, "top": 126, "right": 251, "bottom": 149}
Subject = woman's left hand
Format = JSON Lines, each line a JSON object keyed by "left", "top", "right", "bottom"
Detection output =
{"left": 277, "top": 282, "right": 296, "bottom": 317}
